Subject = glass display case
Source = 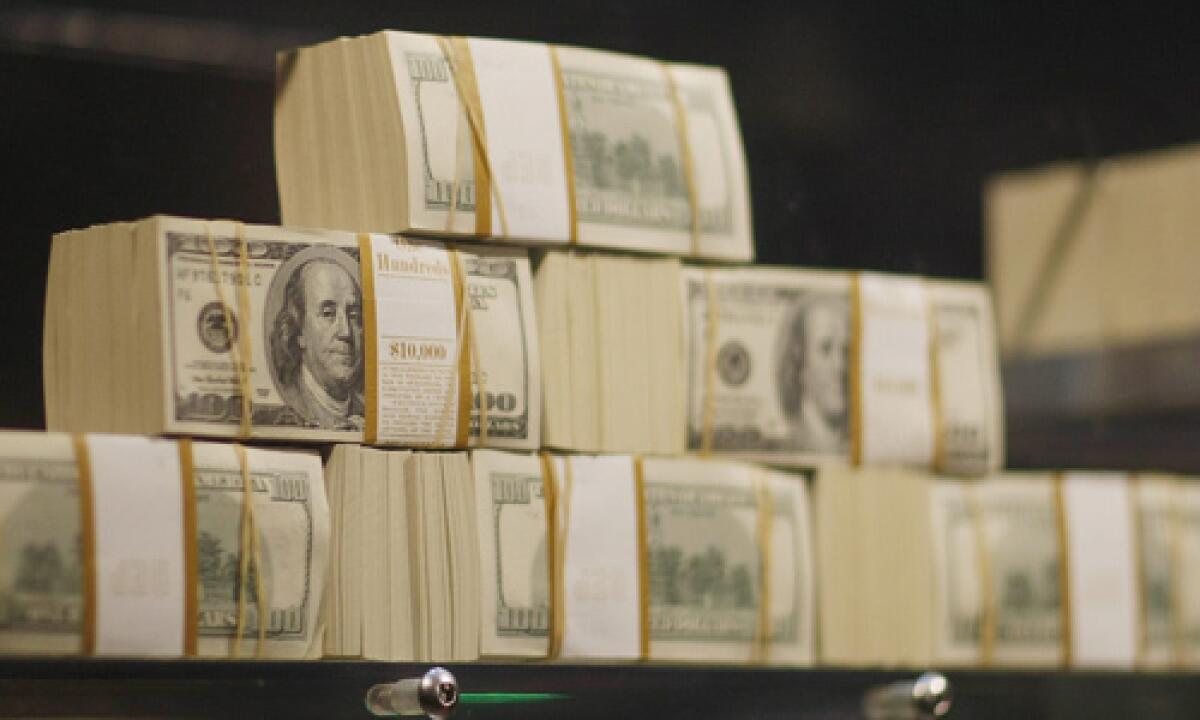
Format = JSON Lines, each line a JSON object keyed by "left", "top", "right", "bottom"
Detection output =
{"left": 2, "top": 659, "right": 1198, "bottom": 719}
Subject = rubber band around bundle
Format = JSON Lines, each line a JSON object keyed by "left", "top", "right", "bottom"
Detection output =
{"left": 1053, "top": 474, "right": 1072, "bottom": 668}
{"left": 178, "top": 439, "right": 199, "bottom": 656}
{"left": 203, "top": 224, "right": 268, "bottom": 657}
{"left": 231, "top": 442, "right": 268, "bottom": 658}
{"left": 633, "top": 457, "right": 650, "bottom": 661}
{"left": 548, "top": 46, "right": 579, "bottom": 244}
{"left": 926, "top": 281, "right": 948, "bottom": 471}
{"left": 662, "top": 63, "right": 702, "bottom": 256}
{"left": 454, "top": 252, "right": 489, "bottom": 446}
{"left": 539, "top": 453, "right": 572, "bottom": 659}
{"left": 72, "top": 433, "right": 97, "bottom": 655}
{"left": 848, "top": 273, "right": 864, "bottom": 466}
{"left": 436, "top": 36, "right": 511, "bottom": 239}
{"left": 967, "top": 482, "right": 996, "bottom": 665}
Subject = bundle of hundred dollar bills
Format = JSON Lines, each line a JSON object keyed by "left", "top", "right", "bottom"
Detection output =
{"left": 531, "top": 253, "right": 1004, "bottom": 468}
{"left": 534, "top": 251, "right": 686, "bottom": 454}
{"left": 323, "top": 448, "right": 815, "bottom": 664}
{"left": 44, "top": 216, "right": 540, "bottom": 448}
{"left": 815, "top": 464, "right": 1200, "bottom": 669}
{"left": 0, "top": 431, "right": 328, "bottom": 658}
{"left": 476, "top": 451, "right": 815, "bottom": 663}
{"left": 323, "top": 445, "right": 478, "bottom": 661}
{"left": 680, "top": 268, "right": 1004, "bottom": 474}
{"left": 274, "top": 31, "right": 752, "bottom": 261}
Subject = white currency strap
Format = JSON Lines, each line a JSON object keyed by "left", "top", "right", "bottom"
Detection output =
{"left": 857, "top": 274, "right": 934, "bottom": 465}
{"left": 1062, "top": 473, "right": 1138, "bottom": 666}
{"left": 368, "top": 236, "right": 460, "bottom": 445}
{"left": 467, "top": 38, "right": 571, "bottom": 243}
{"left": 557, "top": 456, "right": 641, "bottom": 660}
{"left": 87, "top": 435, "right": 186, "bottom": 656}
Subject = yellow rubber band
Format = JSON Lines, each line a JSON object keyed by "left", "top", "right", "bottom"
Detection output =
{"left": 72, "top": 434, "right": 97, "bottom": 656}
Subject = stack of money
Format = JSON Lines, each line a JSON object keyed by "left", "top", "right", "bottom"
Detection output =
{"left": 475, "top": 451, "right": 815, "bottom": 663}
{"left": 535, "top": 251, "right": 686, "bottom": 454}
{"left": 323, "top": 445, "right": 478, "bottom": 662}
{"left": 681, "top": 268, "right": 1003, "bottom": 473}
{"left": 817, "top": 465, "right": 1067, "bottom": 667}
{"left": 43, "top": 216, "right": 540, "bottom": 449}
{"left": 816, "top": 465, "right": 1200, "bottom": 669}
{"left": 0, "top": 431, "right": 328, "bottom": 659}
{"left": 274, "top": 32, "right": 752, "bottom": 261}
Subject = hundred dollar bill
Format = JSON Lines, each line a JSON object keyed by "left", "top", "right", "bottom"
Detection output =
{"left": 463, "top": 248, "right": 541, "bottom": 447}
{"left": 928, "top": 281, "right": 1004, "bottom": 474}
{"left": 45, "top": 216, "right": 540, "bottom": 448}
{"left": 471, "top": 450, "right": 549, "bottom": 658}
{"left": 0, "top": 433, "right": 328, "bottom": 658}
{"left": 555, "top": 47, "right": 750, "bottom": 259}
{"left": 379, "top": 32, "right": 750, "bottom": 258}
{"left": 641, "top": 458, "right": 813, "bottom": 665}
{"left": 390, "top": 33, "right": 479, "bottom": 233}
{"left": 929, "top": 480, "right": 984, "bottom": 664}
{"left": 681, "top": 267, "right": 851, "bottom": 464}
{"left": 977, "top": 474, "right": 1064, "bottom": 666}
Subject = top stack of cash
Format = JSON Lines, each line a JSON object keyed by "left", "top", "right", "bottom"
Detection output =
{"left": 274, "top": 31, "right": 752, "bottom": 261}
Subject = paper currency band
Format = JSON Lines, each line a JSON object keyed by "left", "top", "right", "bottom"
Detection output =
{"left": 71, "top": 434, "right": 202, "bottom": 656}
{"left": 436, "top": 36, "right": 510, "bottom": 239}
{"left": 358, "top": 234, "right": 474, "bottom": 448}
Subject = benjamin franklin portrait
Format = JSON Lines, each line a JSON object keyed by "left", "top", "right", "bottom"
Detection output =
{"left": 775, "top": 294, "right": 849, "bottom": 454}
{"left": 267, "top": 246, "right": 365, "bottom": 430}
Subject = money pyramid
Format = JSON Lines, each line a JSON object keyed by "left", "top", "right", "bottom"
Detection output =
{"left": 29, "top": 23, "right": 1036, "bottom": 666}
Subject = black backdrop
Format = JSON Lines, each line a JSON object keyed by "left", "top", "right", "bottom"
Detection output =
{"left": 4, "top": 0, "right": 1200, "bottom": 429}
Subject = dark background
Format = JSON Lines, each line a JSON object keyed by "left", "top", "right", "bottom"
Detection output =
{"left": 4, "top": 1, "right": 1199, "bottom": 432}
